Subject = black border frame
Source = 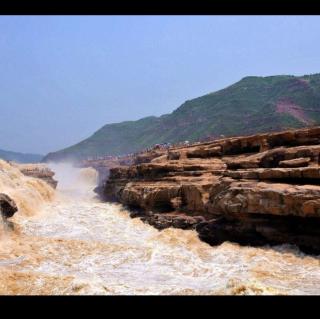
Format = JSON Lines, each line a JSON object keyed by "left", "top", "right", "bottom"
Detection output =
{"left": 0, "top": 0, "right": 319, "bottom": 310}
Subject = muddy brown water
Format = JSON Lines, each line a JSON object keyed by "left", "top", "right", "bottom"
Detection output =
{"left": 0, "top": 161, "right": 319, "bottom": 295}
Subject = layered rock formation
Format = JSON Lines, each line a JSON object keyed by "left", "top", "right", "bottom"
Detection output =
{"left": 14, "top": 163, "right": 58, "bottom": 189}
{"left": 101, "top": 126, "right": 320, "bottom": 253}
{"left": 80, "top": 156, "right": 134, "bottom": 196}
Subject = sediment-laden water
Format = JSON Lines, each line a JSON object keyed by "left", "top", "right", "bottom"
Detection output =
{"left": 0, "top": 161, "right": 320, "bottom": 295}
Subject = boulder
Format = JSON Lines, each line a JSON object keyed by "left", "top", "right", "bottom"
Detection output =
{"left": 0, "top": 193, "right": 18, "bottom": 219}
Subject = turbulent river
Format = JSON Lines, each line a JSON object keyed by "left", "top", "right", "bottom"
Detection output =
{"left": 0, "top": 161, "right": 320, "bottom": 295}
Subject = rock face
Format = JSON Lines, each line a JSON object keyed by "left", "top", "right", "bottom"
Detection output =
{"left": 15, "top": 164, "right": 58, "bottom": 189}
{"left": 80, "top": 156, "right": 135, "bottom": 197}
{"left": 0, "top": 193, "right": 18, "bottom": 219}
{"left": 101, "top": 126, "right": 320, "bottom": 253}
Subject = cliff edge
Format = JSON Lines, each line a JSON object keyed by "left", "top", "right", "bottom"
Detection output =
{"left": 101, "top": 126, "right": 320, "bottom": 253}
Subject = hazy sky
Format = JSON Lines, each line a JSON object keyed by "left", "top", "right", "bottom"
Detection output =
{"left": 0, "top": 15, "right": 320, "bottom": 154}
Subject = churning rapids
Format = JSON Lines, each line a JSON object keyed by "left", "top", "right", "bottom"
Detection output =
{"left": 0, "top": 160, "right": 320, "bottom": 295}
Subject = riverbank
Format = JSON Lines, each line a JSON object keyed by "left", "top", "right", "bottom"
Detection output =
{"left": 0, "top": 160, "right": 319, "bottom": 294}
{"left": 101, "top": 126, "right": 320, "bottom": 253}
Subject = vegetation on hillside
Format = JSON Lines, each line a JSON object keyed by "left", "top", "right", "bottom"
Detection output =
{"left": 43, "top": 73, "right": 320, "bottom": 162}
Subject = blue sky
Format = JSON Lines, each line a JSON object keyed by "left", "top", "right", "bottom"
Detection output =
{"left": 0, "top": 15, "right": 320, "bottom": 154}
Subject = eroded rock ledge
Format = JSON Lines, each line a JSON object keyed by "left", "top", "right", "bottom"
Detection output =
{"left": 15, "top": 163, "right": 58, "bottom": 189}
{"left": 100, "top": 127, "right": 320, "bottom": 253}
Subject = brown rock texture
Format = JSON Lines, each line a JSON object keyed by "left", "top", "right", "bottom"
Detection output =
{"left": 0, "top": 193, "right": 18, "bottom": 219}
{"left": 100, "top": 126, "right": 320, "bottom": 253}
{"left": 15, "top": 163, "right": 58, "bottom": 189}
{"left": 80, "top": 156, "right": 136, "bottom": 197}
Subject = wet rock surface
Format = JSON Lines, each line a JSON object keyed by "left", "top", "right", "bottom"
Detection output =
{"left": 100, "top": 126, "right": 320, "bottom": 253}
{"left": 0, "top": 193, "right": 18, "bottom": 219}
{"left": 16, "top": 164, "right": 58, "bottom": 189}
{"left": 0, "top": 193, "right": 18, "bottom": 230}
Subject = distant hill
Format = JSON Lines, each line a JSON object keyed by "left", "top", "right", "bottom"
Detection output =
{"left": 0, "top": 149, "right": 43, "bottom": 163}
{"left": 43, "top": 73, "right": 320, "bottom": 162}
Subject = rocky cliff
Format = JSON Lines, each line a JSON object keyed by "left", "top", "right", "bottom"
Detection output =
{"left": 101, "top": 126, "right": 320, "bottom": 253}
{"left": 80, "top": 155, "right": 134, "bottom": 189}
{"left": 14, "top": 163, "right": 58, "bottom": 189}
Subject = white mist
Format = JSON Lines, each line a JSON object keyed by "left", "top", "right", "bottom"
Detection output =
{"left": 48, "top": 162, "right": 98, "bottom": 200}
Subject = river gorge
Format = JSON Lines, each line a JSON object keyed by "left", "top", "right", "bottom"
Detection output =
{"left": 0, "top": 160, "right": 320, "bottom": 295}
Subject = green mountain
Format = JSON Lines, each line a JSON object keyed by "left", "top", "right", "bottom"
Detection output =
{"left": 43, "top": 73, "right": 320, "bottom": 162}
{"left": 0, "top": 149, "right": 43, "bottom": 163}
